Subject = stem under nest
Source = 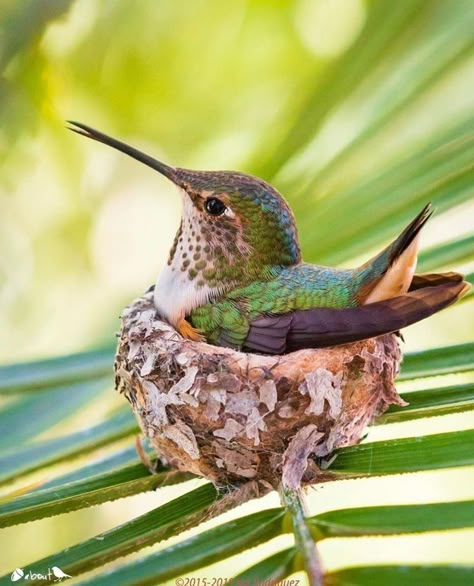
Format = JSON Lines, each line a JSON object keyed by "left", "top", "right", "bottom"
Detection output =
{"left": 280, "top": 484, "right": 324, "bottom": 586}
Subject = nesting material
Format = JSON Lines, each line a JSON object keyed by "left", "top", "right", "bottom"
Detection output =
{"left": 115, "top": 290, "right": 405, "bottom": 489}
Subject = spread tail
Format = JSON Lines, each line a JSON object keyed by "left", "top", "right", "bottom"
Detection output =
{"left": 359, "top": 203, "right": 433, "bottom": 304}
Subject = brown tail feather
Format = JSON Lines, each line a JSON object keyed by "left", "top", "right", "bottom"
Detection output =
{"left": 244, "top": 276, "right": 470, "bottom": 354}
{"left": 409, "top": 271, "right": 464, "bottom": 290}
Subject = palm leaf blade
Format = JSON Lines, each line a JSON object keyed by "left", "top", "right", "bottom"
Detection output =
{"left": 311, "top": 500, "right": 474, "bottom": 538}
{"left": 0, "top": 347, "right": 115, "bottom": 394}
{"left": 326, "top": 565, "right": 473, "bottom": 586}
{"left": 0, "top": 463, "right": 191, "bottom": 527}
{"left": 0, "top": 409, "right": 137, "bottom": 485}
{"left": 231, "top": 548, "right": 296, "bottom": 585}
{"left": 0, "top": 378, "right": 109, "bottom": 450}
{"left": 37, "top": 445, "right": 154, "bottom": 490}
{"left": 299, "top": 125, "right": 474, "bottom": 263}
{"left": 328, "top": 429, "right": 474, "bottom": 476}
{"left": 251, "top": 0, "right": 445, "bottom": 178}
{"left": 418, "top": 234, "right": 474, "bottom": 272}
{"left": 0, "top": 484, "right": 219, "bottom": 585}
{"left": 380, "top": 383, "right": 474, "bottom": 423}
{"left": 75, "top": 508, "right": 285, "bottom": 586}
{"left": 399, "top": 343, "right": 474, "bottom": 380}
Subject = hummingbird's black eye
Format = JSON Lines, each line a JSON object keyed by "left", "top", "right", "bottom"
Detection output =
{"left": 204, "top": 197, "right": 226, "bottom": 216}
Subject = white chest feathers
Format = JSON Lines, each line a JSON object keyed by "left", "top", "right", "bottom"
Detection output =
{"left": 153, "top": 263, "right": 215, "bottom": 326}
{"left": 154, "top": 192, "right": 220, "bottom": 326}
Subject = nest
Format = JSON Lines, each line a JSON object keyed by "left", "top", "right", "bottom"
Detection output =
{"left": 115, "top": 290, "right": 405, "bottom": 490}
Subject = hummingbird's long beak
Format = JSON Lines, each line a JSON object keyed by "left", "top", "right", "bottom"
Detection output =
{"left": 67, "top": 121, "right": 179, "bottom": 184}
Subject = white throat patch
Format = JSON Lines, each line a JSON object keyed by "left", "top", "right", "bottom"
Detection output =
{"left": 153, "top": 191, "right": 216, "bottom": 326}
{"left": 153, "top": 263, "right": 215, "bottom": 326}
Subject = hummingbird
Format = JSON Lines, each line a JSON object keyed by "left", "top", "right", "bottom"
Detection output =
{"left": 69, "top": 122, "right": 470, "bottom": 355}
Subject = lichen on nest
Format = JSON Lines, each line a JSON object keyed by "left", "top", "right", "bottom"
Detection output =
{"left": 115, "top": 290, "right": 405, "bottom": 490}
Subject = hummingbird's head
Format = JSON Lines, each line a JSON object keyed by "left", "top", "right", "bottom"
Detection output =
{"left": 68, "top": 123, "right": 301, "bottom": 294}
{"left": 166, "top": 167, "right": 301, "bottom": 278}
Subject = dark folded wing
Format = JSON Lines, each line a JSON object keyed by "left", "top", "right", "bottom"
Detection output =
{"left": 243, "top": 274, "right": 468, "bottom": 355}
{"left": 409, "top": 271, "right": 463, "bottom": 290}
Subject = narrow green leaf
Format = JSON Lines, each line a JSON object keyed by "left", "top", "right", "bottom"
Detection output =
{"left": 303, "top": 111, "right": 474, "bottom": 219}
{"left": 0, "top": 347, "right": 115, "bottom": 394}
{"left": 399, "top": 343, "right": 474, "bottom": 380}
{"left": 291, "top": 115, "right": 474, "bottom": 264}
{"left": 250, "top": 0, "right": 429, "bottom": 178}
{"left": 15, "top": 496, "right": 471, "bottom": 584}
{"left": 75, "top": 508, "right": 285, "bottom": 586}
{"left": 0, "top": 484, "right": 219, "bottom": 586}
{"left": 0, "top": 408, "right": 138, "bottom": 485}
{"left": 230, "top": 548, "right": 296, "bottom": 585}
{"left": 310, "top": 500, "right": 474, "bottom": 538}
{"left": 326, "top": 565, "right": 473, "bottom": 586}
{"left": 299, "top": 124, "right": 474, "bottom": 264}
{"left": 0, "top": 378, "right": 109, "bottom": 450}
{"left": 327, "top": 429, "right": 474, "bottom": 476}
{"left": 378, "top": 383, "right": 474, "bottom": 424}
{"left": 36, "top": 444, "right": 152, "bottom": 491}
{"left": 418, "top": 233, "right": 474, "bottom": 272}
{"left": 299, "top": 17, "right": 474, "bottom": 211}
{"left": 0, "top": 462, "right": 190, "bottom": 527}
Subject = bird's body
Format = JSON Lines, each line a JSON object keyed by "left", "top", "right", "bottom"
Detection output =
{"left": 191, "top": 263, "right": 376, "bottom": 346}
{"left": 189, "top": 210, "right": 428, "bottom": 349}
{"left": 69, "top": 122, "right": 470, "bottom": 354}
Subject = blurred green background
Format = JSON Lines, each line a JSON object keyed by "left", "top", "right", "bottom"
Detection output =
{"left": 0, "top": 0, "right": 473, "bottom": 581}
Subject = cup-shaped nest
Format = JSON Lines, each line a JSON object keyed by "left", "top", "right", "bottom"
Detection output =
{"left": 115, "top": 291, "right": 405, "bottom": 489}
